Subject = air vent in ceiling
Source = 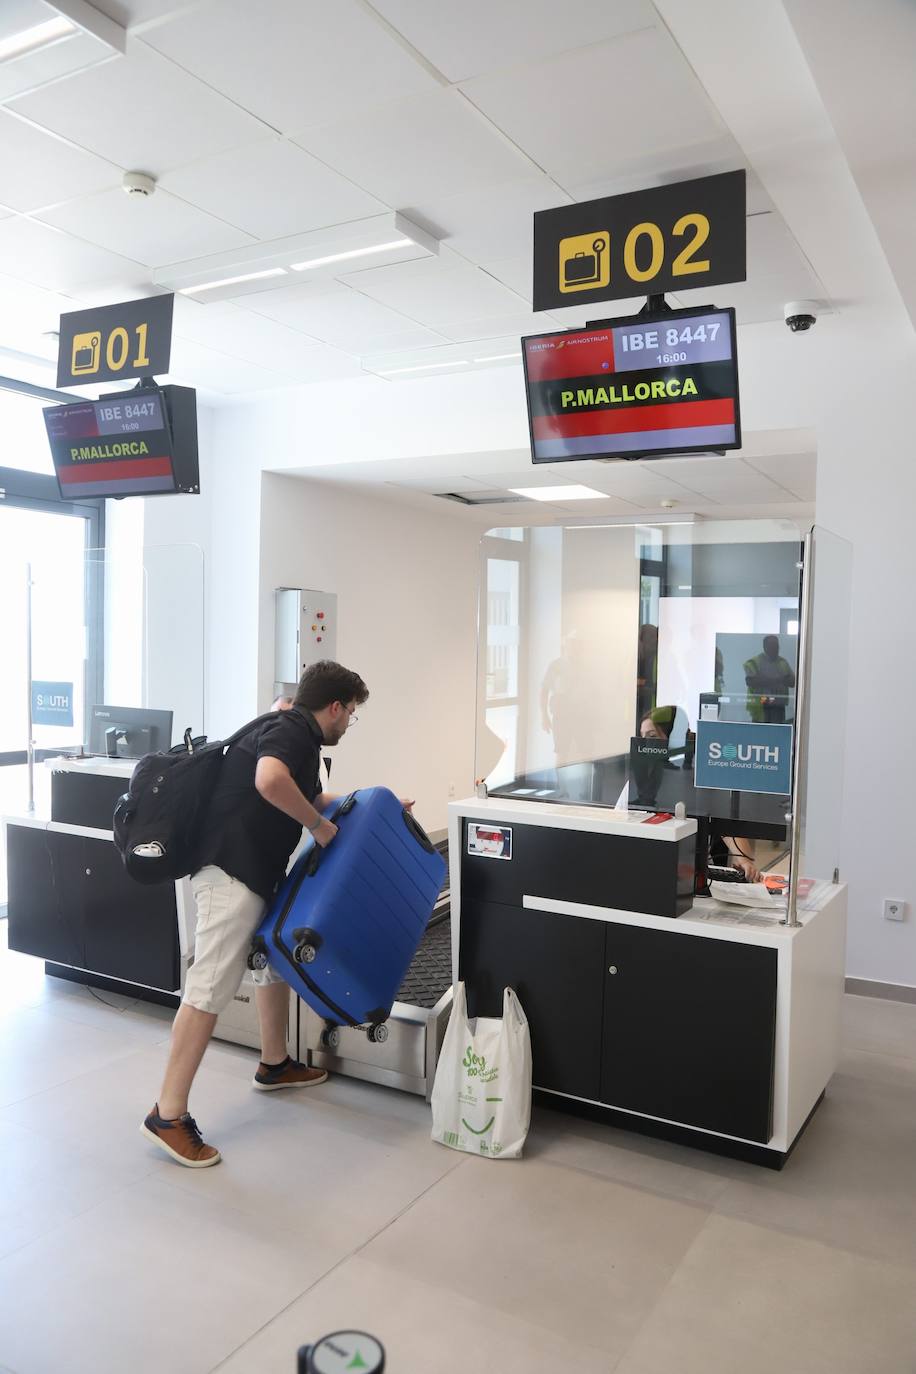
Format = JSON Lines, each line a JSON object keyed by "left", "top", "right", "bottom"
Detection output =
{"left": 434, "top": 491, "right": 532, "bottom": 506}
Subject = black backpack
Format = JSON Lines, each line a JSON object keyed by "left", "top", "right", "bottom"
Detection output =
{"left": 113, "top": 713, "right": 277, "bottom": 885}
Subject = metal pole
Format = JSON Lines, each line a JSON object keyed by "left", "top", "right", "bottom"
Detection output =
{"left": 25, "top": 561, "right": 35, "bottom": 814}
{"left": 785, "top": 529, "right": 816, "bottom": 927}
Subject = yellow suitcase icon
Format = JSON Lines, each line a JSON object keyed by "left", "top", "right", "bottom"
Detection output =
{"left": 559, "top": 232, "right": 610, "bottom": 293}
{"left": 71, "top": 331, "right": 101, "bottom": 375}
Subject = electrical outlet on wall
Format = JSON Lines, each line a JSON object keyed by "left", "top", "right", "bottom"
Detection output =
{"left": 883, "top": 899, "right": 906, "bottom": 922}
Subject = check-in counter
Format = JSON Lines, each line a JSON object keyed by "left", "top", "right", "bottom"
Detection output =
{"left": 2, "top": 757, "right": 194, "bottom": 1003}
{"left": 449, "top": 796, "right": 846, "bottom": 1169}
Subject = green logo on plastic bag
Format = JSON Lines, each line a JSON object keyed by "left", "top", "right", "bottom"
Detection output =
{"left": 463, "top": 1046, "right": 498, "bottom": 1083}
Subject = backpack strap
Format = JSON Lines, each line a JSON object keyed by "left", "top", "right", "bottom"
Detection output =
{"left": 221, "top": 710, "right": 285, "bottom": 750}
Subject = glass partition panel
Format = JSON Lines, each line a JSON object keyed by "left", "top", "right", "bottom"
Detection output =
{"left": 476, "top": 519, "right": 805, "bottom": 839}
{"left": 795, "top": 526, "right": 853, "bottom": 888}
{"left": 27, "top": 543, "right": 205, "bottom": 763}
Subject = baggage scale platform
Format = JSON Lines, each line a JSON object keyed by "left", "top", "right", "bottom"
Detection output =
{"left": 297, "top": 887, "right": 453, "bottom": 1100}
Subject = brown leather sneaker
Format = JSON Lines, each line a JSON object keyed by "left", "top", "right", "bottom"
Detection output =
{"left": 253, "top": 1057, "right": 329, "bottom": 1091}
{"left": 141, "top": 1105, "right": 221, "bottom": 1167}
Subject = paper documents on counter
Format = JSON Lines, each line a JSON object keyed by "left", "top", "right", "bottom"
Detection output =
{"left": 709, "top": 881, "right": 787, "bottom": 915}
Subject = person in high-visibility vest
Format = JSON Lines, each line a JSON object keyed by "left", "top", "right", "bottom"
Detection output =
{"left": 743, "top": 635, "right": 796, "bottom": 723}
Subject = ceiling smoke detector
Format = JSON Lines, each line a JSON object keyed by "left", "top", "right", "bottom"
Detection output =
{"left": 122, "top": 171, "right": 156, "bottom": 198}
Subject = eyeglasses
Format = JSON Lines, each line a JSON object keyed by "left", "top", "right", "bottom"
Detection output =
{"left": 343, "top": 704, "right": 358, "bottom": 723}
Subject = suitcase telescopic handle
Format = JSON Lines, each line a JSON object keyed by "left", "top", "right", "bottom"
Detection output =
{"left": 303, "top": 792, "right": 358, "bottom": 876}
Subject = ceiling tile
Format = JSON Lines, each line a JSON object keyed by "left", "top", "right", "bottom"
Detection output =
{"left": 403, "top": 175, "right": 570, "bottom": 264}
{"left": 460, "top": 28, "right": 726, "bottom": 187}
{"left": 659, "top": 459, "right": 790, "bottom": 500}
{"left": 0, "top": 216, "right": 146, "bottom": 293}
{"left": 744, "top": 452, "right": 816, "bottom": 499}
{"left": 575, "top": 461, "right": 708, "bottom": 503}
{"left": 340, "top": 253, "right": 527, "bottom": 328}
{"left": 0, "top": 271, "right": 80, "bottom": 355}
{"left": 167, "top": 335, "right": 363, "bottom": 392}
{"left": 88, "top": 1, "right": 202, "bottom": 24}
{"left": 294, "top": 89, "right": 535, "bottom": 208}
{"left": 480, "top": 254, "right": 533, "bottom": 300}
{"left": 433, "top": 315, "right": 546, "bottom": 344}
{"left": 0, "top": 112, "right": 120, "bottom": 213}
{"left": 160, "top": 138, "right": 385, "bottom": 241}
{"left": 37, "top": 186, "right": 253, "bottom": 267}
{"left": 370, "top": 0, "right": 655, "bottom": 81}
{"left": 166, "top": 336, "right": 296, "bottom": 393}
{"left": 233, "top": 279, "right": 445, "bottom": 354}
{"left": 144, "top": 0, "right": 439, "bottom": 134}
{"left": 9, "top": 43, "right": 268, "bottom": 176}
{"left": 172, "top": 296, "right": 336, "bottom": 375}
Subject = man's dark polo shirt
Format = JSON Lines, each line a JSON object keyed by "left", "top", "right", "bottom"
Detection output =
{"left": 195, "top": 707, "right": 323, "bottom": 900}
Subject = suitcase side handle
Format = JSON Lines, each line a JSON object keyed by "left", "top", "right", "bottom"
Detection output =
{"left": 303, "top": 792, "right": 358, "bottom": 876}
{"left": 402, "top": 806, "right": 435, "bottom": 853}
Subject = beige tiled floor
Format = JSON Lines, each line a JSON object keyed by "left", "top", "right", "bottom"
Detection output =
{"left": 1, "top": 924, "right": 914, "bottom": 1374}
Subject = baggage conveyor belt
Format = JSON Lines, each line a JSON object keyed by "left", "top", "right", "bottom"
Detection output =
{"left": 298, "top": 859, "right": 454, "bottom": 1098}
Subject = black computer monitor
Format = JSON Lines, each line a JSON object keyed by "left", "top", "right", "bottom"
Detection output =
{"left": 88, "top": 705, "right": 173, "bottom": 759}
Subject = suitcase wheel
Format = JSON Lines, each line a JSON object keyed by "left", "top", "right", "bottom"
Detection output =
{"left": 292, "top": 927, "right": 321, "bottom": 951}
{"left": 320, "top": 1026, "right": 341, "bottom": 1050}
{"left": 247, "top": 942, "right": 269, "bottom": 972}
{"left": 294, "top": 941, "right": 317, "bottom": 965}
{"left": 367, "top": 1023, "right": 389, "bottom": 1044}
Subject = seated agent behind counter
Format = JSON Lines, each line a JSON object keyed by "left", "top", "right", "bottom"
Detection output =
{"left": 142, "top": 661, "right": 411, "bottom": 1169}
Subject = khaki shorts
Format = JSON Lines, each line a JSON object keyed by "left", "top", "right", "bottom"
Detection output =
{"left": 182, "top": 865, "right": 284, "bottom": 1015}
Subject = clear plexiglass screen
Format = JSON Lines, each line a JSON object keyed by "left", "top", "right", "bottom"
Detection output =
{"left": 476, "top": 519, "right": 806, "bottom": 834}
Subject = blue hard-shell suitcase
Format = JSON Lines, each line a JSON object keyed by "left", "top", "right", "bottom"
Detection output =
{"left": 249, "top": 787, "right": 446, "bottom": 1035}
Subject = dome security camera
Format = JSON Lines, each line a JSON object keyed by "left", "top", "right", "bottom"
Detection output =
{"left": 784, "top": 300, "right": 819, "bottom": 332}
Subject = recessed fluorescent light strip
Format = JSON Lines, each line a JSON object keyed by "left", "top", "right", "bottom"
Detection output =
{"left": 0, "top": 15, "right": 75, "bottom": 62}
{"left": 510, "top": 485, "right": 606, "bottom": 502}
{"left": 378, "top": 360, "right": 471, "bottom": 375}
{"left": 290, "top": 240, "right": 409, "bottom": 271}
{"left": 566, "top": 518, "right": 696, "bottom": 529}
{"left": 182, "top": 268, "right": 288, "bottom": 295}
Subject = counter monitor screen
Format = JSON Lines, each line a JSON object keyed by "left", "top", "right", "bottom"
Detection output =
{"left": 522, "top": 305, "right": 740, "bottom": 463}
{"left": 88, "top": 705, "right": 173, "bottom": 759}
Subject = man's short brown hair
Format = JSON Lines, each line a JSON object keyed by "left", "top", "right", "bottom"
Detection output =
{"left": 294, "top": 660, "right": 369, "bottom": 713}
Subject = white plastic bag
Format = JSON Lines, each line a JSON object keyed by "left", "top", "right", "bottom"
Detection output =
{"left": 431, "top": 982, "right": 532, "bottom": 1159}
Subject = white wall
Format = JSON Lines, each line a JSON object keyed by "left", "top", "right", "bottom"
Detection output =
{"left": 738, "top": 315, "right": 916, "bottom": 985}
{"left": 257, "top": 473, "right": 479, "bottom": 834}
{"left": 102, "top": 406, "right": 215, "bottom": 745}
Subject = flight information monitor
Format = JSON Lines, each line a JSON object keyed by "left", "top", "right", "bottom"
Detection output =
{"left": 43, "top": 384, "right": 199, "bottom": 498}
{"left": 522, "top": 305, "right": 741, "bottom": 463}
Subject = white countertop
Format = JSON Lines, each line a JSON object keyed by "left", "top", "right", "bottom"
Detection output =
{"left": 44, "top": 755, "right": 135, "bottom": 779}
{"left": 450, "top": 794, "right": 696, "bottom": 843}
{"left": 522, "top": 881, "right": 843, "bottom": 946}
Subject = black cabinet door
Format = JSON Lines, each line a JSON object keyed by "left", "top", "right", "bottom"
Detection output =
{"left": 459, "top": 898, "right": 605, "bottom": 1101}
{"left": 601, "top": 924, "right": 777, "bottom": 1143}
{"left": 79, "top": 836, "right": 180, "bottom": 990}
{"left": 8, "top": 826, "right": 88, "bottom": 968}
{"left": 7, "top": 825, "right": 180, "bottom": 992}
